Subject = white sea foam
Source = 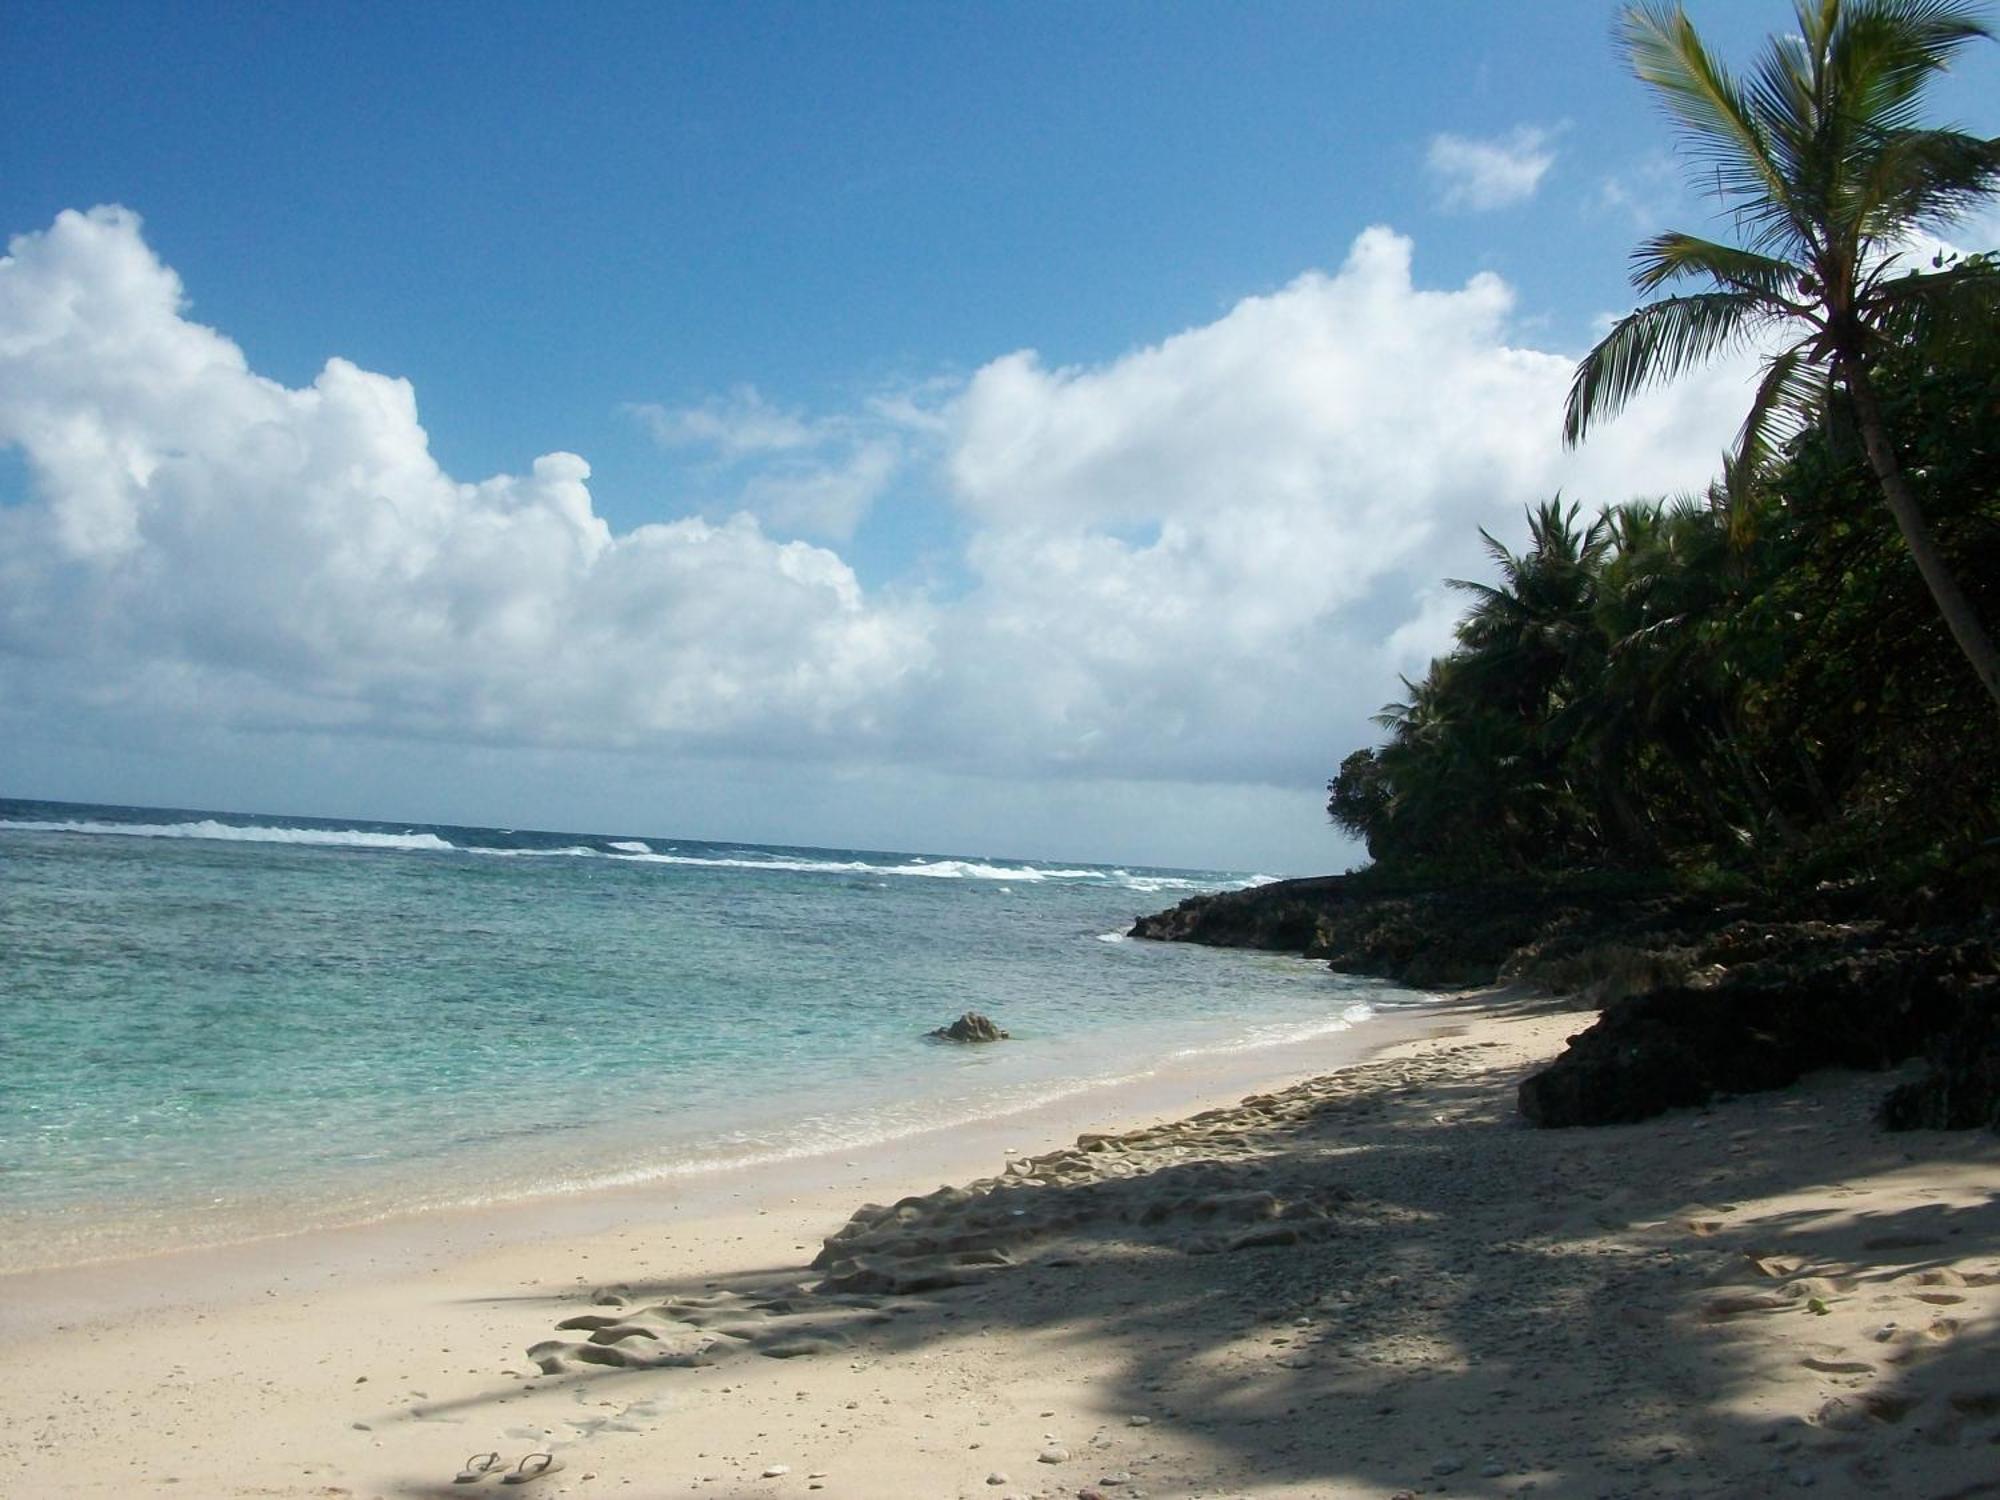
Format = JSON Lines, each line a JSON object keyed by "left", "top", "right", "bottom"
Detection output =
{"left": 1167, "top": 1000, "right": 1379, "bottom": 1058}
{"left": 0, "top": 817, "right": 1227, "bottom": 893}
{"left": 0, "top": 818, "right": 457, "bottom": 852}
{"left": 602, "top": 848, "right": 1199, "bottom": 891}
{"left": 1096, "top": 930, "right": 1129, "bottom": 943}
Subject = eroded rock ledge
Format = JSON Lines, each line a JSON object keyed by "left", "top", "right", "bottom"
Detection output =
{"left": 1132, "top": 875, "right": 1996, "bottom": 1132}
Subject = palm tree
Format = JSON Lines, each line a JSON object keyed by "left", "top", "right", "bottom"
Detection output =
{"left": 1448, "top": 497, "right": 1611, "bottom": 724}
{"left": 1563, "top": 0, "right": 2000, "bottom": 709}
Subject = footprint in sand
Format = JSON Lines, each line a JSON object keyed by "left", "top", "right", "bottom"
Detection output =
{"left": 531, "top": 1287, "right": 906, "bottom": 1373}
{"left": 1748, "top": 1254, "right": 1808, "bottom": 1279}
{"left": 1801, "top": 1357, "right": 1876, "bottom": 1375}
{"left": 1702, "top": 1291, "right": 1790, "bottom": 1318}
{"left": 1896, "top": 1268, "right": 1970, "bottom": 1305}
{"left": 1859, "top": 1392, "right": 1917, "bottom": 1424}
{"left": 1877, "top": 1317, "right": 1961, "bottom": 1365}
{"left": 1911, "top": 1268, "right": 1967, "bottom": 1288}
{"left": 1861, "top": 1234, "right": 1943, "bottom": 1252}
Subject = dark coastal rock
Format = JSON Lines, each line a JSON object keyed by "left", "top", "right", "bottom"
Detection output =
{"left": 1518, "top": 940, "right": 1991, "bottom": 1127}
{"left": 1879, "top": 972, "right": 2000, "bottom": 1131}
{"left": 1136, "top": 871, "right": 1997, "bottom": 1133}
{"left": 1130, "top": 873, "right": 1704, "bottom": 989}
{"left": 930, "top": 1011, "right": 1009, "bottom": 1043}
{"left": 1130, "top": 875, "right": 1351, "bottom": 958}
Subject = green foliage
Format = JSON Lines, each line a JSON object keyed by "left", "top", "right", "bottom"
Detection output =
{"left": 1567, "top": 0, "right": 2000, "bottom": 709}
{"left": 1334, "top": 0, "right": 2000, "bottom": 893}
{"left": 1568, "top": 0, "right": 2000, "bottom": 455}
{"left": 1327, "top": 347, "right": 1999, "bottom": 894}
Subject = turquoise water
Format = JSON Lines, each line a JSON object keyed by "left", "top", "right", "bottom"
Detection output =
{"left": 0, "top": 797, "right": 1426, "bottom": 1270}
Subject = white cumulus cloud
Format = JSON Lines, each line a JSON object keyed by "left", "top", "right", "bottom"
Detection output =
{"left": 0, "top": 208, "right": 930, "bottom": 752}
{"left": 2, "top": 208, "right": 1754, "bottom": 848}
{"left": 923, "top": 226, "right": 1749, "bottom": 783}
{"left": 1426, "top": 125, "right": 1560, "bottom": 212}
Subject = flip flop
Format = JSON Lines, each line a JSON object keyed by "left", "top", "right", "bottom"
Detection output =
{"left": 502, "top": 1453, "right": 566, "bottom": 1486}
{"left": 454, "top": 1451, "right": 506, "bottom": 1484}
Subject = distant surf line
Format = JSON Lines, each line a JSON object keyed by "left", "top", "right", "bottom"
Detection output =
{"left": 0, "top": 816, "right": 1272, "bottom": 893}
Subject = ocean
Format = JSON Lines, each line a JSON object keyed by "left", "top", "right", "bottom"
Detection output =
{"left": 0, "top": 797, "right": 1431, "bottom": 1272}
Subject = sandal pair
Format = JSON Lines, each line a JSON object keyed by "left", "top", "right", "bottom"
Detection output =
{"left": 456, "top": 1451, "right": 564, "bottom": 1485}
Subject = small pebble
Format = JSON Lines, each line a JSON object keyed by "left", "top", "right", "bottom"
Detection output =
{"left": 1039, "top": 1445, "right": 1070, "bottom": 1464}
{"left": 1432, "top": 1456, "right": 1463, "bottom": 1476}
{"left": 1126, "top": 1415, "right": 1151, "bottom": 1428}
{"left": 762, "top": 1465, "right": 790, "bottom": 1478}
{"left": 986, "top": 1474, "right": 1008, "bottom": 1487}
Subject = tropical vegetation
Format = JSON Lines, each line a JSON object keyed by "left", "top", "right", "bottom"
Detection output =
{"left": 1566, "top": 0, "right": 2000, "bottom": 707}
{"left": 1330, "top": 0, "right": 2000, "bottom": 898}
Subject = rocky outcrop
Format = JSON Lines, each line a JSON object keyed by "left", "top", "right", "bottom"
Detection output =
{"left": 1130, "top": 874, "right": 1711, "bottom": 989}
{"left": 1135, "top": 871, "right": 1997, "bottom": 1134}
{"left": 1879, "top": 976, "right": 2000, "bottom": 1131}
{"left": 929, "top": 1011, "right": 1009, "bottom": 1043}
{"left": 1129, "top": 875, "right": 1353, "bottom": 957}
{"left": 1519, "top": 939, "right": 1994, "bottom": 1127}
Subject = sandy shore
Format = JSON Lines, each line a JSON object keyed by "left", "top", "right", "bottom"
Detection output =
{"left": 4, "top": 989, "right": 1997, "bottom": 1499}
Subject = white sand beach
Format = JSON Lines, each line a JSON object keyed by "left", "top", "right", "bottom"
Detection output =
{"left": 4, "top": 989, "right": 1997, "bottom": 1499}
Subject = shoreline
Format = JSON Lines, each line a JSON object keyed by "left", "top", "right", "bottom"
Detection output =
{"left": 6, "top": 985, "right": 1996, "bottom": 1499}
{"left": 0, "top": 981, "right": 1456, "bottom": 1336}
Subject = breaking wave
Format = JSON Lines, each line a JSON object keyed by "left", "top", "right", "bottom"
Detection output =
{"left": 0, "top": 818, "right": 456, "bottom": 852}
{"left": 0, "top": 816, "right": 1233, "bottom": 893}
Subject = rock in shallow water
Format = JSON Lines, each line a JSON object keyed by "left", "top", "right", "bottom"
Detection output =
{"left": 929, "top": 1011, "right": 1010, "bottom": 1042}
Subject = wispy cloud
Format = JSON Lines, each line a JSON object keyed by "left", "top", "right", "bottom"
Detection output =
{"left": 625, "top": 385, "right": 939, "bottom": 540}
{"left": 1594, "top": 150, "right": 1690, "bottom": 232}
{"left": 1426, "top": 125, "right": 1560, "bottom": 212}
{"left": 627, "top": 386, "right": 819, "bottom": 456}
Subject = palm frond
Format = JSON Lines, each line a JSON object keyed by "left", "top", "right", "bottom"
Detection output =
{"left": 1732, "top": 344, "right": 1832, "bottom": 491}
{"left": 1445, "top": 577, "right": 1513, "bottom": 607}
{"left": 1745, "top": 27, "right": 1820, "bottom": 208}
{"left": 1620, "top": 4, "right": 1805, "bottom": 248}
{"left": 1630, "top": 232, "right": 1812, "bottom": 302}
{"left": 1830, "top": 1, "right": 1993, "bottom": 139}
{"left": 1850, "top": 127, "right": 2000, "bottom": 239}
{"left": 1565, "top": 290, "right": 1772, "bottom": 445}
{"left": 1863, "top": 253, "right": 2000, "bottom": 347}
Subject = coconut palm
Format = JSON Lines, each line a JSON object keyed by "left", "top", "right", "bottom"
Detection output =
{"left": 1563, "top": 0, "right": 2000, "bottom": 709}
{"left": 1447, "top": 497, "right": 1611, "bottom": 725}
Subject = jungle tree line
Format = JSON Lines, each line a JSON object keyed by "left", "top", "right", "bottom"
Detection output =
{"left": 1329, "top": 0, "right": 2000, "bottom": 888}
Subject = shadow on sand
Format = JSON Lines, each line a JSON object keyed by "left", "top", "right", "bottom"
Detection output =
{"left": 382, "top": 991, "right": 2000, "bottom": 1498}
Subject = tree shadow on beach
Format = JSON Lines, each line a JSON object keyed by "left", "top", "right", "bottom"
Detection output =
{"left": 381, "top": 1003, "right": 2000, "bottom": 1498}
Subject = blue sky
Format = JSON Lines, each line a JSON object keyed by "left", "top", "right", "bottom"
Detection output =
{"left": 3, "top": 1, "right": 1997, "bottom": 870}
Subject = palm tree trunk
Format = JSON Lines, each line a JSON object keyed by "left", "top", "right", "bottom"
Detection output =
{"left": 1840, "top": 357, "right": 2000, "bottom": 713}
